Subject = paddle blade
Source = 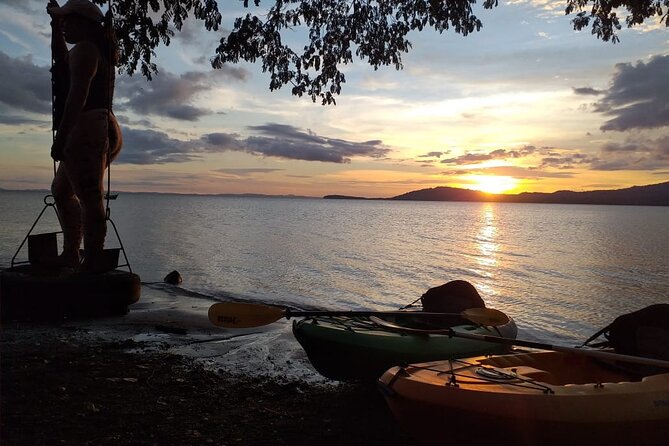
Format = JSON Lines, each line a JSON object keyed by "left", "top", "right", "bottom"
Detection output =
{"left": 208, "top": 302, "right": 286, "bottom": 328}
{"left": 461, "top": 308, "right": 510, "bottom": 326}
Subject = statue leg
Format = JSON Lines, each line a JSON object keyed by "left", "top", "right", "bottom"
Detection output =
{"left": 51, "top": 161, "right": 82, "bottom": 266}
{"left": 65, "top": 110, "right": 108, "bottom": 267}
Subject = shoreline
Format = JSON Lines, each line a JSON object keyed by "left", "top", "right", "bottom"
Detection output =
{"left": 1, "top": 324, "right": 414, "bottom": 445}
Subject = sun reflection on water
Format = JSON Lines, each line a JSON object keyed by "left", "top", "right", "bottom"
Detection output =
{"left": 476, "top": 204, "right": 499, "bottom": 269}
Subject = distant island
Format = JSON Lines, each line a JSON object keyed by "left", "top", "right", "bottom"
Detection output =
{"left": 324, "top": 181, "right": 669, "bottom": 206}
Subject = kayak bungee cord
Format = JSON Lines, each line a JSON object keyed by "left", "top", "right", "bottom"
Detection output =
{"left": 388, "top": 359, "right": 556, "bottom": 395}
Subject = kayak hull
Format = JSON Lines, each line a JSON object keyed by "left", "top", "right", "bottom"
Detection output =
{"left": 378, "top": 351, "right": 669, "bottom": 446}
{"left": 292, "top": 314, "right": 517, "bottom": 381}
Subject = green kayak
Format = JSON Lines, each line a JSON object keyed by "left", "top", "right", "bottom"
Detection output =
{"left": 292, "top": 313, "right": 517, "bottom": 381}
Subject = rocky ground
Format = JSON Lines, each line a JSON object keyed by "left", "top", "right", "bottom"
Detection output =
{"left": 1, "top": 326, "right": 415, "bottom": 446}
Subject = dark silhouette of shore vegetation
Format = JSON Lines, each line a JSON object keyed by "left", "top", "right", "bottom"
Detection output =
{"left": 91, "top": 0, "right": 667, "bottom": 104}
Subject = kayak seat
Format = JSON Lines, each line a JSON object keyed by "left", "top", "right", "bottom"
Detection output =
{"left": 421, "top": 280, "right": 485, "bottom": 314}
{"left": 484, "top": 352, "right": 635, "bottom": 385}
{"left": 509, "top": 366, "right": 557, "bottom": 384}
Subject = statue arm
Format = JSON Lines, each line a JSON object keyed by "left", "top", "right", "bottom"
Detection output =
{"left": 51, "top": 42, "right": 99, "bottom": 160}
{"left": 47, "top": 0, "right": 67, "bottom": 64}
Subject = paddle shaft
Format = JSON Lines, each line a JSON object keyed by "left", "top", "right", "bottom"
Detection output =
{"left": 209, "top": 302, "right": 510, "bottom": 328}
{"left": 285, "top": 309, "right": 469, "bottom": 319}
{"left": 456, "top": 331, "right": 669, "bottom": 368}
{"left": 369, "top": 316, "right": 669, "bottom": 369}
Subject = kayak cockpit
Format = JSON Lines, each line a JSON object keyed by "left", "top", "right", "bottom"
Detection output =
{"left": 476, "top": 350, "right": 647, "bottom": 385}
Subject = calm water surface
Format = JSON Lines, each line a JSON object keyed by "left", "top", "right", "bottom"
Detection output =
{"left": 2, "top": 190, "right": 667, "bottom": 344}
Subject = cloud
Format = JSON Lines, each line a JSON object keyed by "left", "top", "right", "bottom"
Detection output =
{"left": 0, "top": 51, "right": 50, "bottom": 114}
{"left": 436, "top": 136, "right": 669, "bottom": 173}
{"left": 441, "top": 165, "right": 575, "bottom": 179}
{"left": 591, "top": 136, "right": 669, "bottom": 170}
{"left": 0, "top": 1, "right": 36, "bottom": 13}
{"left": 0, "top": 114, "right": 48, "bottom": 125}
{"left": 0, "top": 50, "right": 249, "bottom": 124}
{"left": 431, "top": 144, "right": 653, "bottom": 175}
{"left": 601, "top": 141, "right": 648, "bottom": 153}
{"left": 441, "top": 152, "right": 496, "bottom": 164}
{"left": 592, "top": 55, "right": 669, "bottom": 131}
{"left": 116, "top": 123, "right": 391, "bottom": 165}
{"left": 487, "top": 165, "right": 575, "bottom": 178}
{"left": 170, "top": 19, "right": 205, "bottom": 46}
{"left": 440, "top": 146, "right": 538, "bottom": 165}
{"left": 214, "top": 168, "right": 284, "bottom": 177}
{"left": 200, "top": 132, "right": 245, "bottom": 151}
{"left": 590, "top": 159, "right": 659, "bottom": 171}
{"left": 115, "top": 67, "right": 249, "bottom": 121}
{"left": 107, "top": 170, "right": 209, "bottom": 190}
{"left": 573, "top": 87, "right": 603, "bottom": 96}
{"left": 432, "top": 138, "right": 669, "bottom": 174}
{"left": 116, "top": 71, "right": 211, "bottom": 121}
{"left": 418, "top": 151, "right": 446, "bottom": 158}
{"left": 117, "top": 127, "right": 200, "bottom": 164}
{"left": 208, "top": 124, "right": 391, "bottom": 163}
{"left": 115, "top": 114, "right": 156, "bottom": 128}
{"left": 539, "top": 152, "right": 599, "bottom": 169}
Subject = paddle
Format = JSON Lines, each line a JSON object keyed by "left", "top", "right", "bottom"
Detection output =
{"left": 207, "top": 302, "right": 510, "bottom": 329}
{"left": 369, "top": 316, "right": 669, "bottom": 369}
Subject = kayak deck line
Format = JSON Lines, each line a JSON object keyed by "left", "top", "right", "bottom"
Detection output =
{"left": 378, "top": 350, "right": 669, "bottom": 445}
{"left": 292, "top": 312, "right": 518, "bottom": 381}
{"left": 398, "top": 358, "right": 556, "bottom": 394}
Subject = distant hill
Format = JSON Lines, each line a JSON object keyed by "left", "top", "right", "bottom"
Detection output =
{"left": 323, "top": 195, "right": 373, "bottom": 200}
{"left": 388, "top": 182, "right": 669, "bottom": 206}
{"left": 392, "top": 187, "right": 488, "bottom": 202}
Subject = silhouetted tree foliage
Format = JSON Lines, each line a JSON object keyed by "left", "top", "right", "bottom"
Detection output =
{"left": 566, "top": 0, "right": 669, "bottom": 43}
{"left": 97, "top": 0, "right": 669, "bottom": 104}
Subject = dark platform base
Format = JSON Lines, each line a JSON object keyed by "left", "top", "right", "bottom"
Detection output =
{"left": 0, "top": 265, "right": 141, "bottom": 322}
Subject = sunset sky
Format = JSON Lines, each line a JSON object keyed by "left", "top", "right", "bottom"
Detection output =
{"left": 0, "top": 0, "right": 668, "bottom": 197}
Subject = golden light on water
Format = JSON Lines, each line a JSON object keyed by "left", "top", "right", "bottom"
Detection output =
{"left": 476, "top": 204, "right": 499, "bottom": 269}
{"left": 468, "top": 175, "right": 519, "bottom": 194}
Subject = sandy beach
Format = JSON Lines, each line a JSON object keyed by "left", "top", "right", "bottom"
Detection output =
{"left": 1, "top": 284, "right": 415, "bottom": 445}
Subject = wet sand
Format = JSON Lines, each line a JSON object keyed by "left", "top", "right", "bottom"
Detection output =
{"left": 1, "top": 285, "right": 415, "bottom": 445}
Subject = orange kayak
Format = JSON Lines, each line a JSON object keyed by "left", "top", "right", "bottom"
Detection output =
{"left": 378, "top": 350, "right": 669, "bottom": 446}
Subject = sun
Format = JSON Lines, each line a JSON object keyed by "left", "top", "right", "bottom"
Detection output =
{"left": 469, "top": 175, "right": 518, "bottom": 194}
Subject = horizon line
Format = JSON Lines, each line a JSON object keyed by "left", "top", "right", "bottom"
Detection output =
{"left": 2, "top": 180, "right": 667, "bottom": 200}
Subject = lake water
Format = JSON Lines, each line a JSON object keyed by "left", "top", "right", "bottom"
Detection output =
{"left": 1, "top": 189, "right": 668, "bottom": 345}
